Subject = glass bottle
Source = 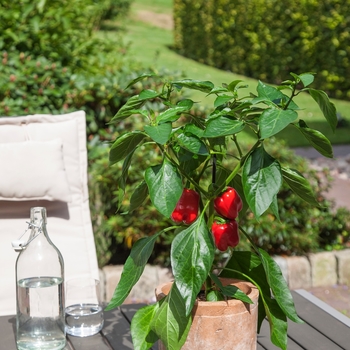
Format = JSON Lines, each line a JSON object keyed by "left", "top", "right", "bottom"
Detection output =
{"left": 15, "top": 207, "right": 66, "bottom": 350}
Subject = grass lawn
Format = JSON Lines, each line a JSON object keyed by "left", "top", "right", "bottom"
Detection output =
{"left": 100, "top": 0, "right": 350, "bottom": 147}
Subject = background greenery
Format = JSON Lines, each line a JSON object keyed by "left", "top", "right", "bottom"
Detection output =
{"left": 1, "top": 0, "right": 349, "bottom": 267}
{"left": 174, "top": 0, "right": 350, "bottom": 101}
{"left": 107, "top": 0, "right": 350, "bottom": 147}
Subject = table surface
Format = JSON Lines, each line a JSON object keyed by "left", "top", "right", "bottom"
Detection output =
{"left": 1, "top": 290, "right": 349, "bottom": 350}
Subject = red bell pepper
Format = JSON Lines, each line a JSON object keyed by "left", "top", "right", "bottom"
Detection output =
{"left": 171, "top": 188, "right": 199, "bottom": 225}
{"left": 214, "top": 187, "right": 243, "bottom": 220}
{"left": 211, "top": 220, "right": 240, "bottom": 251}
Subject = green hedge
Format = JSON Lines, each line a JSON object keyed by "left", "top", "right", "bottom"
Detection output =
{"left": 174, "top": 0, "right": 350, "bottom": 99}
{"left": 1, "top": 0, "right": 101, "bottom": 66}
{"left": 0, "top": 0, "right": 139, "bottom": 139}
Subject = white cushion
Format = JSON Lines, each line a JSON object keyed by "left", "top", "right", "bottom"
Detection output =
{"left": 0, "top": 139, "right": 71, "bottom": 202}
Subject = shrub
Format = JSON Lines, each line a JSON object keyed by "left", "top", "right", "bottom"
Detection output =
{"left": 0, "top": 0, "right": 133, "bottom": 68}
{"left": 174, "top": 0, "right": 350, "bottom": 99}
{"left": 88, "top": 139, "right": 171, "bottom": 267}
{"left": 0, "top": 0, "right": 102, "bottom": 66}
{"left": 0, "top": 50, "right": 139, "bottom": 138}
{"left": 101, "top": 0, "right": 134, "bottom": 21}
{"left": 90, "top": 115, "right": 350, "bottom": 267}
{"left": 0, "top": 52, "right": 75, "bottom": 116}
{"left": 239, "top": 139, "right": 350, "bottom": 255}
{"left": 88, "top": 72, "right": 189, "bottom": 267}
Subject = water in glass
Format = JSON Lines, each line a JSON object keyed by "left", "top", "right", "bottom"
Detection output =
{"left": 65, "top": 303, "right": 104, "bottom": 336}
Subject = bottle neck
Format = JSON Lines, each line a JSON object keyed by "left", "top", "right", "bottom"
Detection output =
{"left": 28, "top": 207, "right": 48, "bottom": 241}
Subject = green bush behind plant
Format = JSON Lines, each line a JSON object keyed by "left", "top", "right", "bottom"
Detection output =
{"left": 174, "top": 0, "right": 350, "bottom": 99}
{"left": 1, "top": 0, "right": 349, "bottom": 267}
{"left": 0, "top": 0, "right": 139, "bottom": 138}
{"left": 91, "top": 110, "right": 350, "bottom": 266}
{"left": 239, "top": 139, "right": 350, "bottom": 255}
{"left": 0, "top": 0, "right": 132, "bottom": 66}
{"left": 101, "top": 0, "right": 134, "bottom": 21}
{"left": 1, "top": 0, "right": 101, "bottom": 66}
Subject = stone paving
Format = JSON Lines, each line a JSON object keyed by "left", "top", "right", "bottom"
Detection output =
{"left": 294, "top": 145, "right": 350, "bottom": 210}
{"left": 289, "top": 145, "right": 350, "bottom": 316}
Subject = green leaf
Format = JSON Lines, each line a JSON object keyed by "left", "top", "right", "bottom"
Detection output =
{"left": 177, "top": 99, "right": 194, "bottom": 109}
{"left": 139, "top": 89, "right": 161, "bottom": 100}
{"left": 220, "top": 252, "right": 289, "bottom": 349}
{"left": 259, "top": 249, "right": 303, "bottom": 324}
{"left": 118, "top": 150, "right": 134, "bottom": 191}
{"left": 256, "top": 81, "right": 299, "bottom": 109}
{"left": 242, "top": 146, "right": 282, "bottom": 218}
{"left": 269, "top": 195, "right": 280, "bottom": 222}
{"left": 125, "top": 73, "right": 156, "bottom": 90}
{"left": 177, "top": 148, "right": 207, "bottom": 173}
{"left": 206, "top": 290, "right": 225, "bottom": 301}
{"left": 227, "top": 79, "right": 244, "bottom": 93}
{"left": 298, "top": 73, "right": 314, "bottom": 87}
{"left": 204, "top": 116, "right": 245, "bottom": 138}
{"left": 131, "top": 304, "right": 159, "bottom": 350}
{"left": 144, "top": 123, "right": 172, "bottom": 145}
{"left": 109, "top": 131, "right": 145, "bottom": 165}
{"left": 172, "top": 79, "right": 214, "bottom": 93}
{"left": 105, "top": 233, "right": 160, "bottom": 309}
{"left": 110, "top": 95, "right": 146, "bottom": 122}
{"left": 281, "top": 167, "right": 319, "bottom": 207}
{"left": 129, "top": 181, "right": 149, "bottom": 213}
{"left": 214, "top": 95, "right": 233, "bottom": 108}
{"left": 177, "top": 132, "right": 209, "bottom": 156}
{"left": 151, "top": 283, "right": 192, "bottom": 350}
{"left": 220, "top": 251, "right": 270, "bottom": 331}
{"left": 145, "top": 159, "right": 183, "bottom": 217}
{"left": 171, "top": 216, "right": 215, "bottom": 315}
{"left": 308, "top": 88, "right": 337, "bottom": 132}
{"left": 117, "top": 150, "right": 135, "bottom": 211}
{"left": 156, "top": 105, "right": 191, "bottom": 123}
{"left": 264, "top": 299, "right": 288, "bottom": 350}
{"left": 222, "top": 285, "right": 254, "bottom": 304}
{"left": 259, "top": 107, "right": 298, "bottom": 139}
{"left": 295, "top": 120, "right": 333, "bottom": 158}
{"left": 210, "top": 273, "right": 253, "bottom": 304}
{"left": 36, "top": 0, "right": 46, "bottom": 13}
{"left": 183, "top": 123, "right": 205, "bottom": 139}
{"left": 208, "top": 86, "right": 228, "bottom": 95}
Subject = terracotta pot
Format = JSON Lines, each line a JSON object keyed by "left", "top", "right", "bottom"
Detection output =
{"left": 155, "top": 278, "right": 259, "bottom": 350}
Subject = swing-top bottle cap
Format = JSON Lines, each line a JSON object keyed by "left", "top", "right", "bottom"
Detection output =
{"left": 12, "top": 239, "right": 25, "bottom": 252}
{"left": 11, "top": 207, "right": 47, "bottom": 252}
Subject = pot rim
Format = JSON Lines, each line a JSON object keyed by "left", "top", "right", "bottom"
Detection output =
{"left": 155, "top": 277, "right": 259, "bottom": 308}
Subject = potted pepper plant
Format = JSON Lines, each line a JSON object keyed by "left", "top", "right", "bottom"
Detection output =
{"left": 105, "top": 72, "right": 337, "bottom": 350}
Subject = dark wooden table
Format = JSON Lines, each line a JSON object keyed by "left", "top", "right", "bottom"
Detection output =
{"left": 1, "top": 290, "right": 349, "bottom": 350}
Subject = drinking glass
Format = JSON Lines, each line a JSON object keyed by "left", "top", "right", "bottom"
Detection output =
{"left": 65, "top": 278, "right": 104, "bottom": 337}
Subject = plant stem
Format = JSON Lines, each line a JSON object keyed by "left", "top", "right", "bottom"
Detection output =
{"left": 284, "top": 83, "right": 297, "bottom": 110}
{"left": 212, "top": 154, "right": 217, "bottom": 184}
{"left": 224, "top": 160, "right": 241, "bottom": 187}
{"left": 224, "top": 139, "right": 262, "bottom": 187}
{"left": 162, "top": 144, "right": 209, "bottom": 196}
{"left": 232, "top": 134, "right": 243, "bottom": 158}
{"left": 238, "top": 226, "right": 261, "bottom": 257}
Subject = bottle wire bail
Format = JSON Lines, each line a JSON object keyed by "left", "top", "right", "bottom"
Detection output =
{"left": 11, "top": 220, "right": 43, "bottom": 252}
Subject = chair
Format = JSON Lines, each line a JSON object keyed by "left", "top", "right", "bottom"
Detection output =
{"left": 0, "top": 111, "right": 99, "bottom": 316}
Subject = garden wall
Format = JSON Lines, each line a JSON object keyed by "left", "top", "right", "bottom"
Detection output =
{"left": 99, "top": 249, "right": 350, "bottom": 303}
